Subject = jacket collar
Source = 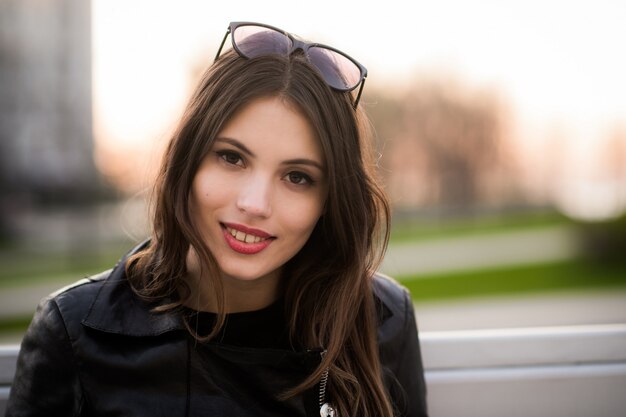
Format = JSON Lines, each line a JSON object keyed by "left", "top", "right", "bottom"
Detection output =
{"left": 82, "top": 240, "right": 185, "bottom": 336}
{"left": 82, "top": 240, "right": 394, "bottom": 337}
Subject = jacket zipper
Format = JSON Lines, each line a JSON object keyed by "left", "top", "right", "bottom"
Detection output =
{"left": 319, "top": 350, "right": 336, "bottom": 417}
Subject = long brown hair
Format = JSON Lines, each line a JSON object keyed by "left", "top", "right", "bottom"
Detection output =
{"left": 127, "top": 49, "right": 393, "bottom": 417}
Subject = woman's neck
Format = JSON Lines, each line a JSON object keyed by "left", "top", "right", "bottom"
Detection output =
{"left": 183, "top": 247, "right": 282, "bottom": 313}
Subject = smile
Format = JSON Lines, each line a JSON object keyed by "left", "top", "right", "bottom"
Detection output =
{"left": 221, "top": 223, "right": 275, "bottom": 255}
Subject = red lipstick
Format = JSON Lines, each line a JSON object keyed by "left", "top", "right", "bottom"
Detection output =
{"left": 221, "top": 223, "right": 274, "bottom": 255}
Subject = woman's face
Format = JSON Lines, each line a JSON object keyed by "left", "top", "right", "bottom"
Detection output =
{"left": 190, "top": 96, "right": 328, "bottom": 286}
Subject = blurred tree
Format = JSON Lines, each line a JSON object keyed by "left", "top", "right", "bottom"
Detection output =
{"left": 577, "top": 214, "right": 626, "bottom": 268}
{"left": 367, "top": 78, "right": 514, "bottom": 212}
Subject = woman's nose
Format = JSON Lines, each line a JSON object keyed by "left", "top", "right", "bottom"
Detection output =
{"left": 236, "top": 175, "right": 272, "bottom": 218}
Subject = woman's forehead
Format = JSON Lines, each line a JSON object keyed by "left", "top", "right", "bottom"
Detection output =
{"left": 215, "top": 96, "right": 326, "bottom": 167}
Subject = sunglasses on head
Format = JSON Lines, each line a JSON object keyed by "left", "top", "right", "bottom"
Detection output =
{"left": 214, "top": 22, "right": 368, "bottom": 109}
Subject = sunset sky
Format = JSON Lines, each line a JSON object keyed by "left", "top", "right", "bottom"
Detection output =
{"left": 92, "top": 0, "right": 626, "bottom": 219}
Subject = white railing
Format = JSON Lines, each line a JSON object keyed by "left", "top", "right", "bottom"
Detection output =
{"left": 421, "top": 324, "right": 626, "bottom": 417}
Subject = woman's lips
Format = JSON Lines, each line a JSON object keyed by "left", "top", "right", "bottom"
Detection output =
{"left": 221, "top": 223, "right": 275, "bottom": 255}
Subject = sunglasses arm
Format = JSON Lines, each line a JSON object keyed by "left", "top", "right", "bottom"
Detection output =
{"left": 353, "top": 77, "right": 366, "bottom": 110}
{"left": 214, "top": 28, "right": 232, "bottom": 62}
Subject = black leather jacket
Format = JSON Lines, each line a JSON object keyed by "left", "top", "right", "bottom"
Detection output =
{"left": 7, "top": 247, "right": 428, "bottom": 417}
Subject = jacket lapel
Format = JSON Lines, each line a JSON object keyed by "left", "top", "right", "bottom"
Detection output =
{"left": 81, "top": 242, "right": 185, "bottom": 336}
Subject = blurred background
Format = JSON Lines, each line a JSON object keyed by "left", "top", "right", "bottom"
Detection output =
{"left": 1, "top": 0, "right": 625, "bottom": 343}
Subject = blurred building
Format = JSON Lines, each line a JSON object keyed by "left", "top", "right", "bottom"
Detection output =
{"left": 0, "top": 0, "right": 98, "bottom": 211}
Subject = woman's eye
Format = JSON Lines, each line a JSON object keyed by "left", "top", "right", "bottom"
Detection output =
{"left": 217, "top": 150, "right": 243, "bottom": 166}
{"left": 286, "top": 171, "right": 313, "bottom": 186}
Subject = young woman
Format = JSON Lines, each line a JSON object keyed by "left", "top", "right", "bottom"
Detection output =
{"left": 7, "top": 22, "right": 428, "bottom": 417}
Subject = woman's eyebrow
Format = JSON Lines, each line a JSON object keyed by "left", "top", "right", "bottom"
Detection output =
{"left": 214, "top": 137, "right": 255, "bottom": 157}
{"left": 282, "top": 158, "right": 325, "bottom": 172}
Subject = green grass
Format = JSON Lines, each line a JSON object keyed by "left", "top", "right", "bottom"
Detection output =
{"left": 390, "top": 210, "right": 570, "bottom": 244}
{"left": 0, "top": 243, "right": 130, "bottom": 289}
{"left": 398, "top": 260, "right": 626, "bottom": 302}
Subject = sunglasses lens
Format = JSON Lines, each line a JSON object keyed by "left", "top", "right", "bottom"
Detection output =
{"left": 233, "top": 25, "right": 292, "bottom": 58}
{"left": 228, "top": 24, "right": 364, "bottom": 98}
{"left": 308, "top": 46, "right": 362, "bottom": 91}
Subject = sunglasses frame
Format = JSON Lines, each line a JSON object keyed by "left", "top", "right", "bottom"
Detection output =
{"left": 214, "top": 21, "right": 367, "bottom": 109}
